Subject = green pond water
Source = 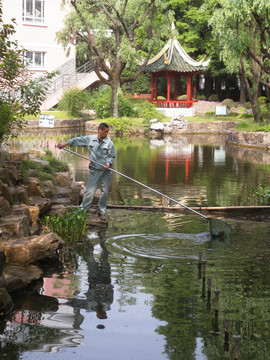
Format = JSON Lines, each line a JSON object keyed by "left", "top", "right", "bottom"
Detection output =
{"left": 2, "top": 130, "right": 270, "bottom": 360}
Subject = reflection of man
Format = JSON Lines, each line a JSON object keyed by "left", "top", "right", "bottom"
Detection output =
{"left": 68, "top": 230, "right": 114, "bottom": 320}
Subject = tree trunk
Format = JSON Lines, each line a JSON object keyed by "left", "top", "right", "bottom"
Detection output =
{"left": 239, "top": 55, "right": 262, "bottom": 122}
{"left": 111, "top": 80, "right": 120, "bottom": 117}
{"left": 239, "top": 76, "right": 246, "bottom": 105}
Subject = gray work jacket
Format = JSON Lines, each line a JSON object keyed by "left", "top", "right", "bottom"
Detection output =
{"left": 68, "top": 135, "right": 115, "bottom": 170}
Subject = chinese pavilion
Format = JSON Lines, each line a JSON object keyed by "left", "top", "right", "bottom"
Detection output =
{"left": 143, "top": 38, "right": 210, "bottom": 109}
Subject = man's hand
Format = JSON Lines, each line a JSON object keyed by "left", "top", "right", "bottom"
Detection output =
{"left": 104, "top": 162, "right": 110, "bottom": 170}
{"left": 56, "top": 142, "right": 68, "bottom": 149}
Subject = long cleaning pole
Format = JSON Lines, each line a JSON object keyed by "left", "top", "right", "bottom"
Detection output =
{"left": 62, "top": 147, "right": 208, "bottom": 220}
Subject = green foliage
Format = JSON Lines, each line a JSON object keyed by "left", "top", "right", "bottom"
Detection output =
{"left": 131, "top": 73, "right": 151, "bottom": 94}
{"left": 196, "top": 94, "right": 206, "bottom": 100}
{"left": 44, "top": 207, "right": 88, "bottom": 244}
{"left": 250, "top": 184, "right": 270, "bottom": 205}
{"left": 208, "top": 94, "right": 219, "bottom": 101}
{"left": 222, "top": 98, "right": 234, "bottom": 108}
{"left": 104, "top": 117, "right": 132, "bottom": 132}
{"left": 58, "top": 88, "right": 91, "bottom": 116}
{"left": 258, "top": 96, "right": 267, "bottom": 105}
{"left": 19, "top": 150, "right": 68, "bottom": 184}
{"left": 136, "top": 101, "right": 164, "bottom": 122}
{"left": 57, "top": 0, "right": 175, "bottom": 117}
{"left": 90, "top": 87, "right": 134, "bottom": 118}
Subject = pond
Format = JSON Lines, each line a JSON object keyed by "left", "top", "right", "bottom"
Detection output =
{"left": 2, "top": 129, "right": 270, "bottom": 360}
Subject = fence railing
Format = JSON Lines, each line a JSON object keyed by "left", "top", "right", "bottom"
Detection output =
{"left": 47, "top": 61, "right": 94, "bottom": 96}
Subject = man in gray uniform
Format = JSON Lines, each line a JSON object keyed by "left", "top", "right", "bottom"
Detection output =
{"left": 57, "top": 123, "right": 115, "bottom": 220}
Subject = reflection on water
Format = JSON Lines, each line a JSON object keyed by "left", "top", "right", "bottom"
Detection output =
{"left": 1, "top": 210, "right": 270, "bottom": 359}
{"left": 7, "top": 131, "right": 270, "bottom": 208}
{"left": 3, "top": 132, "right": 270, "bottom": 359}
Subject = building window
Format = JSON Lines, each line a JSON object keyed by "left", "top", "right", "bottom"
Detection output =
{"left": 24, "top": 51, "right": 45, "bottom": 68}
{"left": 23, "top": 0, "right": 45, "bottom": 24}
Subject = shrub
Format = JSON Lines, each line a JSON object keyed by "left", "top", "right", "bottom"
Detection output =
{"left": 208, "top": 94, "right": 219, "bottom": 101}
{"left": 204, "top": 111, "right": 215, "bottom": 117}
{"left": 222, "top": 98, "right": 234, "bottom": 108}
{"left": 131, "top": 73, "right": 151, "bottom": 94}
{"left": 196, "top": 94, "right": 206, "bottom": 100}
{"left": 245, "top": 102, "right": 252, "bottom": 109}
{"left": 105, "top": 117, "right": 132, "bottom": 131}
{"left": 91, "top": 87, "right": 134, "bottom": 118}
{"left": 136, "top": 101, "right": 164, "bottom": 121}
{"left": 58, "top": 88, "right": 91, "bottom": 116}
{"left": 258, "top": 96, "right": 267, "bottom": 105}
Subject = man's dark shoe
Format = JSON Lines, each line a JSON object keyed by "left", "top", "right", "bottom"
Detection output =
{"left": 98, "top": 213, "right": 108, "bottom": 222}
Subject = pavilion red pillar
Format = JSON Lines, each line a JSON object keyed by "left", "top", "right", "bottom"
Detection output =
{"left": 167, "top": 73, "right": 171, "bottom": 106}
{"left": 151, "top": 74, "right": 154, "bottom": 102}
{"left": 155, "top": 75, "right": 158, "bottom": 101}
{"left": 186, "top": 75, "right": 193, "bottom": 107}
{"left": 174, "top": 76, "right": 178, "bottom": 100}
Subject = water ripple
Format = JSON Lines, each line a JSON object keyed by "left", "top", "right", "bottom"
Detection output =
{"left": 109, "top": 232, "right": 211, "bottom": 260}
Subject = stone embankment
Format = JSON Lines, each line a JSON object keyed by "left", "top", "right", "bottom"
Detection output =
{"left": 149, "top": 116, "right": 270, "bottom": 150}
{"left": 0, "top": 149, "right": 84, "bottom": 314}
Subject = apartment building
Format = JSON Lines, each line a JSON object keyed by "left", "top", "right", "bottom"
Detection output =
{"left": 2, "top": 0, "right": 76, "bottom": 77}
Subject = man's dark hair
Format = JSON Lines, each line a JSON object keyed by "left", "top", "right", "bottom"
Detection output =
{"left": 98, "top": 123, "right": 109, "bottom": 130}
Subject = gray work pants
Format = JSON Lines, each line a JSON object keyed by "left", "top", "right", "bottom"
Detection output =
{"left": 81, "top": 168, "right": 112, "bottom": 214}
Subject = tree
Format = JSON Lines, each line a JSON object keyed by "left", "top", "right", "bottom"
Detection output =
{"left": 209, "top": 0, "right": 270, "bottom": 122}
{"left": 58, "top": 0, "right": 175, "bottom": 117}
{"left": 0, "top": 0, "right": 55, "bottom": 145}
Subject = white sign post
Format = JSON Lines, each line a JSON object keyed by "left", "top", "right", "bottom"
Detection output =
{"left": 39, "top": 114, "right": 55, "bottom": 128}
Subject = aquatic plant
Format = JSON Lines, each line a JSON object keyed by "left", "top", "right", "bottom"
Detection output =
{"left": 250, "top": 184, "right": 270, "bottom": 205}
{"left": 44, "top": 207, "right": 88, "bottom": 244}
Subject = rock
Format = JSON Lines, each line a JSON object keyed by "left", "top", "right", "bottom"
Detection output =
{"left": 28, "top": 206, "right": 40, "bottom": 225}
{"left": 0, "top": 232, "right": 64, "bottom": 266}
{"left": 150, "top": 122, "right": 165, "bottom": 131}
{"left": 42, "top": 180, "right": 56, "bottom": 198}
{"left": 14, "top": 186, "right": 29, "bottom": 205}
{"left": 0, "top": 214, "right": 30, "bottom": 239}
{"left": 26, "top": 177, "right": 45, "bottom": 197}
{"left": 11, "top": 204, "right": 31, "bottom": 223}
{"left": 0, "top": 168, "right": 11, "bottom": 186}
{"left": 0, "top": 181, "right": 14, "bottom": 205}
{"left": 55, "top": 172, "right": 72, "bottom": 188}
{"left": 0, "top": 197, "right": 10, "bottom": 215}
{"left": 54, "top": 186, "right": 70, "bottom": 198}
{"left": 0, "top": 150, "right": 10, "bottom": 167}
{"left": 70, "top": 181, "right": 82, "bottom": 205}
{"left": 5, "top": 165, "right": 19, "bottom": 185}
{"left": 150, "top": 118, "right": 158, "bottom": 123}
{"left": 29, "top": 196, "right": 52, "bottom": 215}
{"left": 29, "top": 149, "right": 46, "bottom": 157}
{"left": 0, "top": 251, "right": 5, "bottom": 277}
{"left": 9, "top": 152, "right": 29, "bottom": 161}
{"left": 0, "top": 287, "right": 13, "bottom": 314}
{"left": 2, "top": 264, "right": 43, "bottom": 293}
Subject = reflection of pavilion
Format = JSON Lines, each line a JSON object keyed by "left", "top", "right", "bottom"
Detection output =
{"left": 149, "top": 140, "right": 195, "bottom": 184}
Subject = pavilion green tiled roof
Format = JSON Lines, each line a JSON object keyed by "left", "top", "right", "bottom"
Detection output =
{"left": 143, "top": 38, "right": 210, "bottom": 73}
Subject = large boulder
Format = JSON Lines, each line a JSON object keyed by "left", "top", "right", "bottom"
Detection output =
{"left": 1, "top": 264, "right": 43, "bottom": 293}
{"left": 26, "top": 177, "right": 45, "bottom": 197}
{"left": 0, "top": 214, "right": 30, "bottom": 239}
{"left": 0, "top": 287, "right": 13, "bottom": 314}
{"left": 55, "top": 172, "right": 72, "bottom": 188}
{"left": 0, "top": 232, "right": 63, "bottom": 266}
